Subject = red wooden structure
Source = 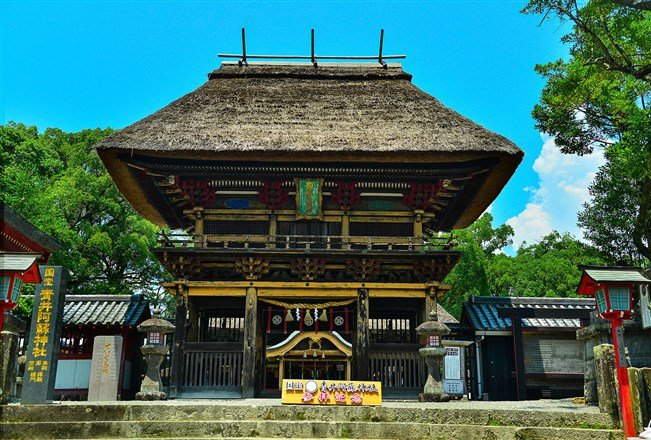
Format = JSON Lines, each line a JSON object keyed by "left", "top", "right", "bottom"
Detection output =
{"left": 1, "top": 203, "right": 61, "bottom": 330}
{"left": 577, "top": 265, "right": 651, "bottom": 439}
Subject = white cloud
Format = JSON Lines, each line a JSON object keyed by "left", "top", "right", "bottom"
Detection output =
{"left": 506, "top": 134, "right": 605, "bottom": 249}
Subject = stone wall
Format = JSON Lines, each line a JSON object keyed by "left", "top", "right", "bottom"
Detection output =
{"left": 0, "top": 312, "right": 26, "bottom": 404}
{"left": 577, "top": 313, "right": 651, "bottom": 405}
{"left": 592, "top": 343, "right": 651, "bottom": 433}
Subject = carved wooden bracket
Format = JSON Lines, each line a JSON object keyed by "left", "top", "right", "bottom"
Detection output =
{"left": 332, "top": 182, "right": 361, "bottom": 211}
{"left": 235, "top": 256, "right": 271, "bottom": 280}
{"left": 175, "top": 283, "right": 189, "bottom": 307}
{"left": 174, "top": 177, "right": 216, "bottom": 208}
{"left": 347, "top": 258, "right": 382, "bottom": 282}
{"left": 413, "top": 256, "right": 453, "bottom": 282}
{"left": 163, "top": 253, "right": 202, "bottom": 279}
{"left": 403, "top": 181, "right": 443, "bottom": 211}
{"left": 290, "top": 257, "right": 326, "bottom": 281}
{"left": 258, "top": 180, "right": 290, "bottom": 211}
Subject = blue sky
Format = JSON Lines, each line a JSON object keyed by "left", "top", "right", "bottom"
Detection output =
{"left": 1, "top": 1, "right": 604, "bottom": 249}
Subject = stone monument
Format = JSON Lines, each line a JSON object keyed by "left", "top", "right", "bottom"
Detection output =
{"left": 416, "top": 310, "right": 450, "bottom": 402}
{"left": 136, "top": 310, "right": 175, "bottom": 400}
{"left": 21, "top": 266, "right": 67, "bottom": 404}
{"left": 88, "top": 335, "right": 123, "bottom": 401}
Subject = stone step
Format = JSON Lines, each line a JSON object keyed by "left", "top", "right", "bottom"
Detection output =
{"left": 2, "top": 403, "right": 617, "bottom": 429}
{"left": 1, "top": 420, "right": 622, "bottom": 440}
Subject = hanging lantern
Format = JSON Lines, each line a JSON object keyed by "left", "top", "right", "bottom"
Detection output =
{"left": 319, "top": 308, "right": 328, "bottom": 322}
{"left": 285, "top": 308, "right": 294, "bottom": 322}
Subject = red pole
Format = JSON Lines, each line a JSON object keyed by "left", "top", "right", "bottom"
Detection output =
{"left": 610, "top": 317, "right": 637, "bottom": 438}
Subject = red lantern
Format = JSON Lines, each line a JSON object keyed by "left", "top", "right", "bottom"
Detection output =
{"left": 0, "top": 255, "right": 41, "bottom": 330}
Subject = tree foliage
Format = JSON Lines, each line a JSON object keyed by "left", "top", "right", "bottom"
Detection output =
{"left": 522, "top": 0, "right": 651, "bottom": 263}
{"left": 1, "top": 122, "right": 171, "bottom": 307}
{"left": 440, "top": 214, "right": 610, "bottom": 319}
{"left": 577, "top": 157, "right": 646, "bottom": 265}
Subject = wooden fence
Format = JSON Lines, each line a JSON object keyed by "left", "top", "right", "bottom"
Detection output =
{"left": 182, "top": 343, "right": 243, "bottom": 388}
{"left": 369, "top": 345, "right": 425, "bottom": 390}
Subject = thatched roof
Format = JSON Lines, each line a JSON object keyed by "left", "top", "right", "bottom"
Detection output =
{"left": 97, "top": 62, "right": 523, "bottom": 227}
{"left": 98, "top": 63, "right": 521, "bottom": 156}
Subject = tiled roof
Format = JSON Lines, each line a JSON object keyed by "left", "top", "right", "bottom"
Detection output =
{"left": 63, "top": 294, "right": 150, "bottom": 327}
{"left": 463, "top": 296, "right": 595, "bottom": 332}
{"left": 0, "top": 253, "right": 39, "bottom": 272}
{"left": 583, "top": 267, "right": 650, "bottom": 284}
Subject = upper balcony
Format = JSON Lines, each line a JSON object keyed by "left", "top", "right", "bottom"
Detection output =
{"left": 158, "top": 232, "right": 454, "bottom": 253}
{"left": 155, "top": 232, "right": 459, "bottom": 283}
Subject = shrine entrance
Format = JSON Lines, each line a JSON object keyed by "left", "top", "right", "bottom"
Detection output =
{"left": 282, "top": 359, "right": 348, "bottom": 381}
{"left": 264, "top": 331, "right": 352, "bottom": 390}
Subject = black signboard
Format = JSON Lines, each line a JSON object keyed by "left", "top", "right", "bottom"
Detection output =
{"left": 22, "top": 266, "right": 67, "bottom": 404}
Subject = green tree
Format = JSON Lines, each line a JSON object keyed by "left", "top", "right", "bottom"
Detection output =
{"left": 522, "top": 0, "right": 651, "bottom": 263}
{"left": 440, "top": 213, "right": 513, "bottom": 318}
{"left": 578, "top": 157, "right": 646, "bottom": 265}
{"left": 489, "top": 231, "right": 610, "bottom": 298}
{"left": 1, "top": 122, "right": 171, "bottom": 305}
{"left": 440, "top": 215, "right": 610, "bottom": 319}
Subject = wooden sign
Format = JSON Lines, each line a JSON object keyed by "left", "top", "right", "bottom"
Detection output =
{"left": 281, "top": 379, "right": 381, "bottom": 406}
{"left": 295, "top": 178, "right": 323, "bottom": 220}
{"left": 22, "top": 266, "right": 67, "bottom": 404}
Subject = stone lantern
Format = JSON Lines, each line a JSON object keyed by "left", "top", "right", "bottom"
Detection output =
{"left": 136, "top": 309, "right": 175, "bottom": 400}
{"left": 415, "top": 310, "right": 450, "bottom": 402}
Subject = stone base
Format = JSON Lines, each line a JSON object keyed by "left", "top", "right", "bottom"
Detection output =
{"left": 135, "top": 391, "right": 167, "bottom": 401}
{"left": 419, "top": 392, "right": 450, "bottom": 402}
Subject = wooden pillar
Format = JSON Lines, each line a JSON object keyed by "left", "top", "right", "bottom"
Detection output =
{"left": 242, "top": 287, "right": 258, "bottom": 398}
{"left": 423, "top": 287, "right": 437, "bottom": 321}
{"left": 278, "top": 358, "right": 285, "bottom": 389}
{"left": 511, "top": 317, "right": 526, "bottom": 401}
{"left": 170, "top": 286, "right": 187, "bottom": 399}
{"left": 187, "top": 298, "right": 199, "bottom": 342}
{"left": 413, "top": 210, "right": 423, "bottom": 239}
{"left": 341, "top": 213, "right": 350, "bottom": 250}
{"left": 355, "top": 288, "right": 370, "bottom": 380}
{"left": 268, "top": 213, "right": 277, "bottom": 249}
{"left": 193, "top": 207, "right": 205, "bottom": 247}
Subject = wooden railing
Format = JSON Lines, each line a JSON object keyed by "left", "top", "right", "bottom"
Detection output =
{"left": 369, "top": 345, "right": 425, "bottom": 389}
{"left": 182, "top": 343, "right": 243, "bottom": 388}
{"left": 159, "top": 233, "right": 454, "bottom": 252}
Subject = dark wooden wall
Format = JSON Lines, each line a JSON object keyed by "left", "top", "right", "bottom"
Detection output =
{"left": 481, "top": 336, "right": 516, "bottom": 401}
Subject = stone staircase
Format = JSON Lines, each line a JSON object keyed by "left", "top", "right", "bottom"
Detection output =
{"left": 1, "top": 401, "right": 622, "bottom": 439}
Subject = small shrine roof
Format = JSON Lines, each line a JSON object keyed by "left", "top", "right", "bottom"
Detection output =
{"left": 582, "top": 266, "right": 649, "bottom": 284}
{"left": 463, "top": 296, "right": 595, "bottom": 332}
{"left": 0, "top": 254, "right": 40, "bottom": 272}
{"left": 436, "top": 304, "right": 458, "bottom": 324}
{"left": 63, "top": 293, "right": 151, "bottom": 327}
{"left": 1, "top": 202, "right": 61, "bottom": 261}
